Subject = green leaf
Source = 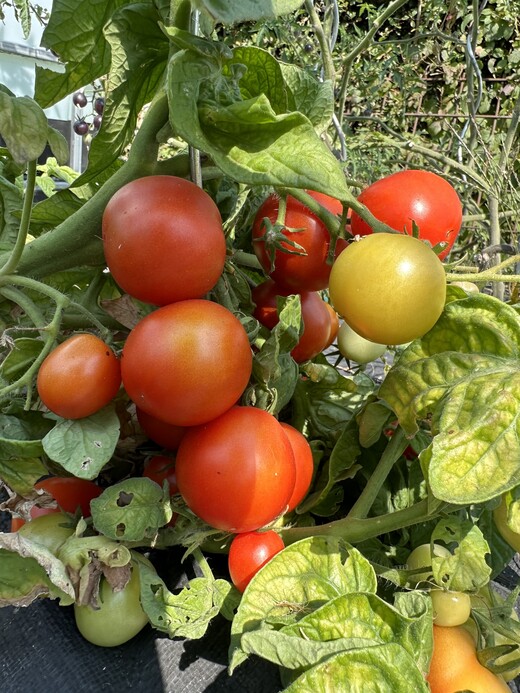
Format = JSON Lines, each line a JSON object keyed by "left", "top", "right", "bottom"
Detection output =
{"left": 194, "top": 0, "right": 306, "bottom": 25}
{"left": 13, "top": 0, "right": 32, "bottom": 39}
{"left": 46, "top": 126, "right": 69, "bottom": 166}
{"left": 0, "top": 411, "right": 54, "bottom": 458}
{"left": 139, "top": 567, "right": 235, "bottom": 639}
{"left": 90, "top": 477, "right": 172, "bottom": 541}
{"left": 41, "top": 406, "right": 120, "bottom": 479}
{"left": 224, "top": 46, "right": 288, "bottom": 115}
{"left": 430, "top": 516, "right": 491, "bottom": 592}
{"left": 74, "top": 3, "right": 169, "bottom": 185}
{"left": 229, "top": 537, "right": 377, "bottom": 672}
{"left": 0, "top": 93, "right": 49, "bottom": 164}
{"left": 297, "top": 418, "right": 361, "bottom": 516}
{"left": 0, "top": 457, "right": 48, "bottom": 495}
{"left": 0, "top": 537, "right": 75, "bottom": 606}
{"left": 34, "top": 0, "right": 128, "bottom": 108}
{"left": 0, "top": 174, "right": 23, "bottom": 252}
{"left": 252, "top": 294, "right": 302, "bottom": 382}
{"left": 167, "top": 48, "right": 349, "bottom": 200}
{"left": 380, "top": 294, "right": 520, "bottom": 504}
{"left": 282, "top": 643, "right": 430, "bottom": 693}
{"left": 0, "top": 338, "right": 44, "bottom": 382}
{"left": 280, "top": 63, "right": 335, "bottom": 133}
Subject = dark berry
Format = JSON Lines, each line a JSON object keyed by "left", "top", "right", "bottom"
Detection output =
{"left": 73, "top": 120, "right": 89, "bottom": 136}
{"left": 94, "top": 97, "right": 105, "bottom": 115}
{"left": 72, "top": 91, "right": 88, "bottom": 108}
{"left": 93, "top": 115, "right": 102, "bottom": 130}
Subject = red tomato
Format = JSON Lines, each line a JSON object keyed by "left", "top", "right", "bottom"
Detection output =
{"left": 324, "top": 302, "right": 340, "bottom": 348}
{"left": 252, "top": 191, "right": 347, "bottom": 292}
{"left": 280, "top": 423, "right": 314, "bottom": 511}
{"left": 102, "top": 175, "right": 226, "bottom": 306}
{"left": 143, "top": 456, "right": 178, "bottom": 495}
{"left": 350, "top": 170, "right": 462, "bottom": 259}
{"left": 37, "top": 334, "right": 121, "bottom": 419}
{"left": 136, "top": 407, "right": 185, "bottom": 450}
{"left": 252, "top": 280, "right": 331, "bottom": 363}
{"left": 13, "top": 477, "right": 103, "bottom": 529}
{"left": 228, "top": 530, "right": 285, "bottom": 593}
{"left": 121, "top": 300, "right": 252, "bottom": 427}
{"left": 175, "top": 406, "right": 296, "bottom": 533}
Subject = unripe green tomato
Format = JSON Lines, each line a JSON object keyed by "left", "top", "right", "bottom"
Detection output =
{"left": 17, "top": 512, "right": 75, "bottom": 554}
{"left": 431, "top": 589, "right": 471, "bottom": 626}
{"left": 336, "top": 322, "right": 386, "bottom": 364}
{"left": 74, "top": 560, "right": 149, "bottom": 647}
{"left": 406, "top": 542, "right": 451, "bottom": 586}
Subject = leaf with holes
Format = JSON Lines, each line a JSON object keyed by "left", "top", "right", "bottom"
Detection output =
{"left": 41, "top": 406, "right": 120, "bottom": 480}
{"left": 90, "top": 477, "right": 173, "bottom": 542}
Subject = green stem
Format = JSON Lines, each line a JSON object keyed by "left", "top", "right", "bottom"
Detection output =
{"left": 305, "top": 0, "right": 335, "bottom": 83}
{"left": 0, "top": 285, "right": 46, "bottom": 333}
{"left": 0, "top": 159, "right": 37, "bottom": 277}
{"left": 8, "top": 90, "right": 169, "bottom": 279}
{"left": 347, "top": 428, "right": 407, "bottom": 520}
{"left": 279, "top": 498, "right": 453, "bottom": 546}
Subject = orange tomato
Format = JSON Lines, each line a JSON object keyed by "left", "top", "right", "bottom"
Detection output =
{"left": 427, "top": 625, "right": 509, "bottom": 693}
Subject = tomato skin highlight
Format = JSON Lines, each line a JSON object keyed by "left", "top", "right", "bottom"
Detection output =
{"left": 136, "top": 407, "right": 185, "bottom": 450}
{"left": 427, "top": 625, "right": 509, "bottom": 693}
{"left": 329, "top": 233, "right": 446, "bottom": 345}
{"left": 350, "top": 169, "right": 462, "bottom": 259}
{"left": 102, "top": 175, "right": 226, "bottom": 306}
{"left": 252, "top": 191, "right": 347, "bottom": 292}
{"left": 280, "top": 423, "right": 314, "bottom": 512}
{"left": 74, "top": 560, "right": 149, "bottom": 647}
{"left": 175, "top": 406, "right": 296, "bottom": 533}
{"left": 121, "top": 299, "right": 253, "bottom": 427}
{"left": 37, "top": 334, "right": 121, "bottom": 419}
{"left": 252, "top": 279, "right": 331, "bottom": 362}
{"left": 228, "top": 530, "right": 285, "bottom": 593}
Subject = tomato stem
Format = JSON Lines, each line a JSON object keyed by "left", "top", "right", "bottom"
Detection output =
{"left": 346, "top": 427, "right": 408, "bottom": 520}
{"left": 0, "top": 159, "right": 37, "bottom": 277}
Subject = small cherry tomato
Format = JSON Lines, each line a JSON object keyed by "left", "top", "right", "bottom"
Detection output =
{"left": 252, "top": 279, "right": 331, "bottom": 363}
{"left": 228, "top": 530, "right": 285, "bottom": 593}
{"left": 37, "top": 334, "right": 121, "bottom": 419}
{"left": 280, "top": 423, "right": 314, "bottom": 512}
{"left": 431, "top": 589, "right": 471, "bottom": 627}
{"left": 350, "top": 169, "right": 462, "bottom": 259}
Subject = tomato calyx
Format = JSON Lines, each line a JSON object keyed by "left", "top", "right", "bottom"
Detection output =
{"left": 252, "top": 217, "right": 308, "bottom": 273}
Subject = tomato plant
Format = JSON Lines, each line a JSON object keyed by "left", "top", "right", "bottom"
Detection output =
{"left": 136, "top": 407, "right": 185, "bottom": 450}
{"left": 102, "top": 176, "right": 226, "bottom": 306}
{"left": 175, "top": 406, "right": 296, "bottom": 532}
{"left": 329, "top": 233, "right": 447, "bottom": 345}
{"left": 427, "top": 625, "right": 509, "bottom": 693}
{"left": 279, "top": 423, "right": 314, "bottom": 512}
{"left": 252, "top": 191, "right": 347, "bottom": 292}
{"left": 36, "top": 334, "right": 121, "bottom": 419}
{"left": 143, "top": 456, "right": 178, "bottom": 495}
{"left": 74, "top": 559, "right": 149, "bottom": 647}
{"left": 252, "top": 279, "right": 332, "bottom": 362}
{"left": 121, "top": 299, "right": 253, "bottom": 427}
{"left": 228, "top": 530, "right": 285, "bottom": 593}
{"left": 350, "top": 170, "right": 462, "bottom": 259}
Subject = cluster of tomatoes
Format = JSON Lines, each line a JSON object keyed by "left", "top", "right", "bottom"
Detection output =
{"left": 17, "top": 167, "right": 467, "bottom": 644}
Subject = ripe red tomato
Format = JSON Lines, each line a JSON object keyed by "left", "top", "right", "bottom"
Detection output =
{"left": 252, "top": 191, "right": 347, "bottom": 292}
{"left": 102, "top": 175, "right": 226, "bottom": 306}
{"left": 228, "top": 530, "right": 285, "bottom": 593}
{"left": 350, "top": 170, "right": 462, "bottom": 259}
{"left": 252, "top": 279, "right": 331, "bottom": 363}
{"left": 136, "top": 407, "right": 185, "bottom": 450}
{"left": 37, "top": 334, "right": 121, "bottom": 419}
{"left": 280, "top": 423, "right": 314, "bottom": 512}
{"left": 121, "top": 299, "right": 252, "bottom": 427}
{"left": 324, "top": 302, "right": 340, "bottom": 348}
{"left": 143, "top": 456, "right": 178, "bottom": 495}
{"left": 175, "top": 406, "right": 296, "bottom": 533}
